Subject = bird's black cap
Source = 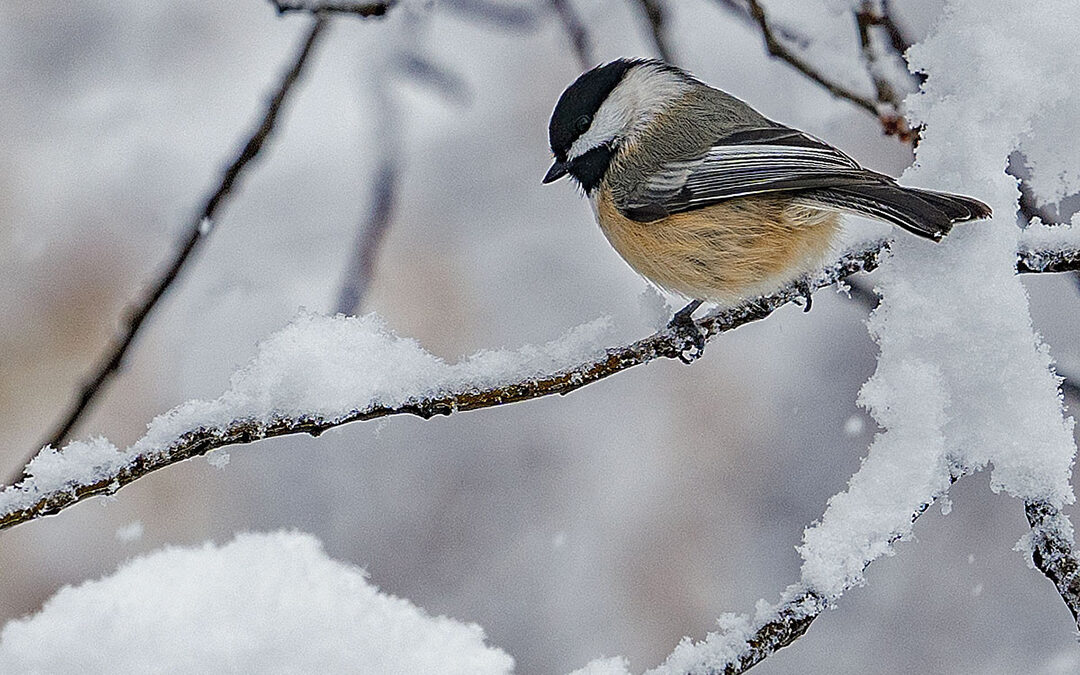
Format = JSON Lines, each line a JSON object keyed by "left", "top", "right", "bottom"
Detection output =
{"left": 547, "top": 59, "right": 640, "bottom": 160}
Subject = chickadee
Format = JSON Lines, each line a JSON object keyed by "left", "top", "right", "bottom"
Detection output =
{"left": 543, "top": 58, "right": 990, "bottom": 359}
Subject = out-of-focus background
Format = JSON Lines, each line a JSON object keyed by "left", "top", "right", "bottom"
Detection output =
{"left": 2, "top": 1, "right": 1079, "bottom": 672}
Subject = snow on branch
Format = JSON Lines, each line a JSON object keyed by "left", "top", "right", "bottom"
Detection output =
{"left": 1, "top": 242, "right": 1077, "bottom": 536}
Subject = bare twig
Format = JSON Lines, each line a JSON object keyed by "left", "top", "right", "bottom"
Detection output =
{"left": 710, "top": 0, "right": 809, "bottom": 46}
{"left": 336, "top": 162, "right": 397, "bottom": 314}
{"left": 271, "top": 0, "right": 394, "bottom": 17}
{"left": 870, "top": 0, "right": 914, "bottom": 54}
{"left": 24, "top": 17, "right": 331, "bottom": 482}
{"left": 549, "top": 0, "right": 592, "bottom": 69}
{"left": 632, "top": 0, "right": 675, "bottom": 64}
{"left": 742, "top": 0, "right": 877, "bottom": 116}
{"left": 1025, "top": 500, "right": 1080, "bottom": 627}
{"left": 855, "top": 2, "right": 903, "bottom": 113}
{"left": 3, "top": 242, "right": 1079, "bottom": 533}
{"left": 441, "top": 0, "right": 537, "bottom": 31}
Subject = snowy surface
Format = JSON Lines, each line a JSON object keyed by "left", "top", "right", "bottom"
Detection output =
{"left": 0, "top": 531, "right": 513, "bottom": 674}
{"left": 798, "top": 0, "right": 1080, "bottom": 600}
{"left": 0, "top": 312, "right": 612, "bottom": 518}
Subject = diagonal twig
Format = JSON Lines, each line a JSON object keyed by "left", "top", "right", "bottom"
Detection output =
{"left": 631, "top": 0, "right": 675, "bottom": 64}
{"left": 271, "top": 0, "right": 394, "bottom": 16}
{"left": 1025, "top": 500, "right": 1080, "bottom": 625}
{"left": 336, "top": 161, "right": 397, "bottom": 314}
{"left": 23, "top": 17, "right": 332, "bottom": 483}
{"left": 743, "top": 0, "right": 878, "bottom": 116}
{"left": 3, "top": 242, "right": 1079, "bottom": 534}
{"left": 548, "top": 0, "right": 592, "bottom": 69}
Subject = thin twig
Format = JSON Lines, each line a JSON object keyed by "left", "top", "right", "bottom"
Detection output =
{"left": 855, "top": 3, "right": 900, "bottom": 111}
{"left": 632, "top": 0, "right": 675, "bottom": 64}
{"left": 549, "top": 0, "right": 592, "bottom": 69}
{"left": 1025, "top": 500, "right": 1080, "bottom": 627}
{"left": 271, "top": 0, "right": 394, "bottom": 16}
{"left": 743, "top": 0, "right": 878, "bottom": 116}
{"left": 23, "top": 17, "right": 331, "bottom": 483}
{"left": 873, "top": 0, "right": 914, "bottom": 54}
{"left": 336, "top": 162, "right": 397, "bottom": 314}
{"left": 3, "top": 242, "right": 1079, "bottom": 533}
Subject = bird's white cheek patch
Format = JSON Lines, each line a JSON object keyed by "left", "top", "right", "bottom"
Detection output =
{"left": 568, "top": 64, "right": 692, "bottom": 161}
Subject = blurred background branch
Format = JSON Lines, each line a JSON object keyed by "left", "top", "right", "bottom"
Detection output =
{"left": 632, "top": 0, "right": 675, "bottom": 64}
{"left": 271, "top": 0, "right": 395, "bottom": 16}
{"left": 549, "top": 0, "right": 593, "bottom": 69}
{"left": 21, "top": 16, "right": 333, "bottom": 483}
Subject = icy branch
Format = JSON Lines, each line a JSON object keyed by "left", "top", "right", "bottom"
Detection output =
{"left": 632, "top": 0, "right": 675, "bottom": 65}
{"left": 2, "top": 242, "right": 1078, "bottom": 535}
{"left": 1024, "top": 500, "right": 1080, "bottom": 624}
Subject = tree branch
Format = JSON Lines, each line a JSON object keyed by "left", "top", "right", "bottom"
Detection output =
{"left": 548, "top": 0, "right": 592, "bottom": 69}
{"left": 632, "top": 0, "right": 675, "bottom": 64}
{"left": 335, "top": 161, "right": 397, "bottom": 314}
{"left": 742, "top": 0, "right": 878, "bottom": 116}
{"left": 3, "top": 242, "right": 1079, "bottom": 534}
{"left": 23, "top": 17, "right": 332, "bottom": 483}
{"left": 271, "top": 0, "right": 394, "bottom": 17}
{"left": 1025, "top": 500, "right": 1080, "bottom": 626}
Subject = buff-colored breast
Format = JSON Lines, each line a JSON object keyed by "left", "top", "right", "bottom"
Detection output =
{"left": 593, "top": 185, "right": 841, "bottom": 306}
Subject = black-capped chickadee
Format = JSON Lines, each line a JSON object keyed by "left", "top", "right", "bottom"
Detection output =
{"left": 543, "top": 58, "right": 990, "bottom": 359}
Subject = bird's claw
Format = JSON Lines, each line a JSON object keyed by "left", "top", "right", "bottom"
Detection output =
{"left": 798, "top": 281, "right": 814, "bottom": 313}
{"left": 668, "top": 305, "right": 705, "bottom": 364}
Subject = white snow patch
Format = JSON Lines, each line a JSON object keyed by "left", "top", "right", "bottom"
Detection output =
{"left": 569, "top": 656, "right": 632, "bottom": 675}
{"left": 797, "top": 0, "right": 1078, "bottom": 601}
{"left": 1, "top": 312, "right": 612, "bottom": 518}
{"left": 0, "top": 531, "right": 513, "bottom": 674}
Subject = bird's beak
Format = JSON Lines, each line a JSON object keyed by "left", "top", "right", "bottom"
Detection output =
{"left": 542, "top": 160, "right": 569, "bottom": 184}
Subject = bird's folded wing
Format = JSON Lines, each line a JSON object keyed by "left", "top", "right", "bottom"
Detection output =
{"left": 620, "top": 126, "right": 881, "bottom": 222}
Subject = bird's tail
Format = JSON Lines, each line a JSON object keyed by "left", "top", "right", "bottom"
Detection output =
{"left": 804, "top": 183, "right": 992, "bottom": 241}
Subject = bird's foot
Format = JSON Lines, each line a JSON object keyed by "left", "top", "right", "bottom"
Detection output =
{"left": 668, "top": 300, "right": 705, "bottom": 364}
{"left": 797, "top": 281, "right": 814, "bottom": 313}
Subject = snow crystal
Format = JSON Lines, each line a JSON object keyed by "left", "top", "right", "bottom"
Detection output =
{"left": 205, "top": 450, "right": 230, "bottom": 469}
{"left": 842, "top": 414, "right": 865, "bottom": 436}
{"left": 0, "top": 312, "right": 612, "bottom": 519}
{"left": 0, "top": 531, "right": 513, "bottom": 674}
{"left": 114, "top": 521, "right": 143, "bottom": 543}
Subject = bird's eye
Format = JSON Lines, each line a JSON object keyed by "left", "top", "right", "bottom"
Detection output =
{"left": 574, "top": 115, "right": 592, "bottom": 134}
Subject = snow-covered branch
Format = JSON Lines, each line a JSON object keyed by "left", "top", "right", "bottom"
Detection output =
{"left": 2, "top": 241, "right": 1077, "bottom": 536}
{"left": 1025, "top": 500, "right": 1080, "bottom": 624}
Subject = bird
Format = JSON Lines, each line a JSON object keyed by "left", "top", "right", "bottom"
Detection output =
{"left": 542, "top": 58, "right": 991, "bottom": 361}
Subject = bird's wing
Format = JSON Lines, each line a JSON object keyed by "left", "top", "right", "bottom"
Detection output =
{"left": 619, "top": 126, "right": 881, "bottom": 222}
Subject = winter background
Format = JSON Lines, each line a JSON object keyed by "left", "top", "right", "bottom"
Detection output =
{"left": 1, "top": 0, "right": 1079, "bottom": 672}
